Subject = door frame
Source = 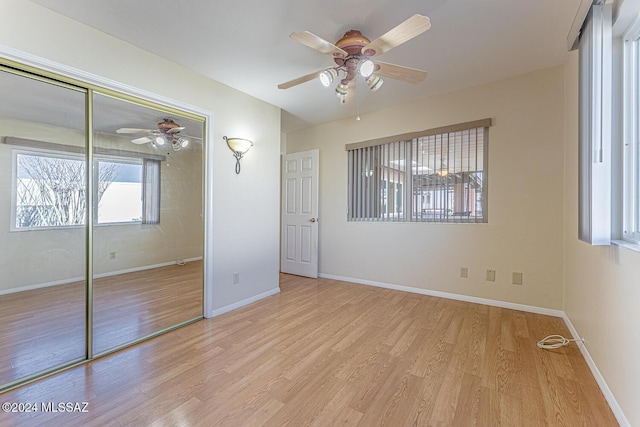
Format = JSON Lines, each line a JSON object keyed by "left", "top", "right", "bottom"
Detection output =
{"left": 280, "top": 149, "right": 319, "bottom": 278}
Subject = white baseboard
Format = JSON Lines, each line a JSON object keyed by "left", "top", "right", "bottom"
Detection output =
{"left": 319, "top": 273, "right": 564, "bottom": 317}
{"left": 0, "top": 275, "right": 86, "bottom": 296}
{"left": 562, "top": 314, "right": 630, "bottom": 427}
{"left": 208, "top": 287, "right": 281, "bottom": 318}
{"left": 93, "top": 256, "right": 203, "bottom": 279}
{"left": 0, "top": 257, "right": 204, "bottom": 296}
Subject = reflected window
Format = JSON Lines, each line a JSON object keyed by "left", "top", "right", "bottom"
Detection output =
{"left": 15, "top": 151, "right": 86, "bottom": 228}
{"left": 13, "top": 150, "right": 161, "bottom": 229}
{"left": 96, "top": 158, "right": 142, "bottom": 224}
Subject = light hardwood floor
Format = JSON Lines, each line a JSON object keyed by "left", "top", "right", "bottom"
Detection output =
{"left": 0, "top": 274, "right": 617, "bottom": 426}
{"left": 0, "top": 261, "right": 202, "bottom": 386}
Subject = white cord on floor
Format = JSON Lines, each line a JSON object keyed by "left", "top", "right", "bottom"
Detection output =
{"left": 537, "top": 334, "right": 583, "bottom": 349}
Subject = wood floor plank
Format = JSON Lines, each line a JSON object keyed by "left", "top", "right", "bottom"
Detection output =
{"left": 476, "top": 385, "right": 502, "bottom": 426}
{"left": 0, "top": 260, "right": 203, "bottom": 386}
{"left": 427, "top": 366, "right": 466, "bottom": 425}
{"left": 500, "top": 391, "right": 524, "bottom": 427}
{"left": 451, "top": 372, "right": 483, "bottom": 426}
{"left": 310, "top": 387, "right": 364, "bottom": 427}
{"left": 0, "top": 274, "right": 618, "bottom": 426}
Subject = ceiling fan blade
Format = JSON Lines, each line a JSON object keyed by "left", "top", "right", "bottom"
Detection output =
{"left": 278, "top": 69, "right": 325, "bottom": 89}
{"left": 290, "top": 31, "right": 348, "bottom": 58}
{"left": 166, "top": 126, "right": 186, "bottom": 134}
{"left": 116, "top": 128, "right": 153, "bottom": 134}
{"left": 375, "top": 62, "right": 427, "bottom": 84}
{"left": 362, "top": 14, "right": 431, "bottom": 57}
{"left": 131, "top": 136, "right": 152, "bottom": 144}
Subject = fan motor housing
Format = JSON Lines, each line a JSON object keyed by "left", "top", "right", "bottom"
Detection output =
{"left": 158, "top": 118, "right": 180, "bottom": 132}
{"left": 334, "top": 30, "right": 371, "bottom": 66}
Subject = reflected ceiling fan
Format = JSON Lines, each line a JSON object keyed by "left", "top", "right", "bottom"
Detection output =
{"left": 278, "top": 14, "right": 431, "bottom": 103}
{"left": 116, "top": 118, "right": 196, "bottom": 151}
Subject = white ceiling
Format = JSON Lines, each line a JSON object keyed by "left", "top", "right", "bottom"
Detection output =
{"left": 0, "top": 67, "right": 203, "bottom": 139}
{"left": 29, "top": 0, "right": 581, "bottom": 133}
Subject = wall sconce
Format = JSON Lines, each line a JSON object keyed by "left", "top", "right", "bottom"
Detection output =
{"left": 224, "top": 136, "right": 253, "bottom": 174}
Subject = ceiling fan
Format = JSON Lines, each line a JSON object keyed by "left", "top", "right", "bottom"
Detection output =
{"left": 278, "top": 14, "right": 431, "bottom": 103}
{"left": 116, "top": 118, "right": 194, "bottom": 151}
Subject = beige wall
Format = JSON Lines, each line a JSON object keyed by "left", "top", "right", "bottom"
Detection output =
{"left": 563, "top": 51, "right": 640, "bottom": 426}
{"left": 0, "top": 0, "right": 281, "bottom": 309}
{"left": 287, "top": 66, "right": 566, "bottom": 309}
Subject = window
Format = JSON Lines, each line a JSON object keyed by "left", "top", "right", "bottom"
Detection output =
{"left": 623, "top": 15, "right": 640, "bottom": 244}
{"left": 13, "top": 149, "right": 161, "bottom": 230}
{"left": 347, "top": 119, "right": 490, "bottom": 223}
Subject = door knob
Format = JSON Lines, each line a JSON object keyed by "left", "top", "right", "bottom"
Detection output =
{"left": 310, "top": 218, "right": 317, "bottom": 222}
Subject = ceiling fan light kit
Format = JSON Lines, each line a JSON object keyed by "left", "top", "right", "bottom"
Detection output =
{"left": 335, "top": 83, "right": 349, "bottom": 101}
{"left": 319, "top": 68, "right": 338, "bottom": 87}
{"left": 279, "top": 14, "right": 431, "bottom": 105}
{"left": 358, "top": 59, "right": 375, "bottom": 78}
{"left": 170, "top": 137, "right": 189, "bottom": 151}
{"left": 366, "top": 74, "right": 384, "bottom": 92}
{"left": 117, "top": 118, "right": 197, "bottom": 153}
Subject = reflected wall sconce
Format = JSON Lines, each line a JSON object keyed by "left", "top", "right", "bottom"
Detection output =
{"left": 224, "top": 136, "right": 253, "bottom": 174}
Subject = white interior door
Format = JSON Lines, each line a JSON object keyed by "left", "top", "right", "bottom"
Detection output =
{"left": 281, "top": 149, "right": 319, "bottom": 278}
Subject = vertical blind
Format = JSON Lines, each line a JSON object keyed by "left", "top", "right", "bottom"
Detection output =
{"left": 142, "top": 158, "right": 161, "bottom": 224}
{"left": 347, "top": 119, "right": 490, "bottom": 223}
{"left": 624, "top": 9, "right": 640, "bottom": 243}
{"left": 578, "top": 3, "right": 612, "bottom": 245}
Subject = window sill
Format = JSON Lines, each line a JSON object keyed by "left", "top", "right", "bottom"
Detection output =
{"left": 612, "top": 239, "right": 640, "bottom": 253}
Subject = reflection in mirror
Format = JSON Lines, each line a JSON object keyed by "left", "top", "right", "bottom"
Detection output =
{"left": 0, "top": 66, "right": 206, "bottom": 392}
{"left": 0, "top": 69, "right": 87, "bottom": 386}
{"left": 91, "top": 93, "right": 204, "bottom": 354}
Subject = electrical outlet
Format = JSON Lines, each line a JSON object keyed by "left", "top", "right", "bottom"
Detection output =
{"left": 512, "top": 272, "right": 523, "bottom": 285}
{"left": 460, "top": 267, "right": 468, "bottom": 278}
{"left": 233, "top": 272, "right": 240, "bottom": 285}
{"left": 109, "top": 252, "right": 116, "bottom": 260}
{"left": 486, "top": 269, "right": 496, "bottom": 282}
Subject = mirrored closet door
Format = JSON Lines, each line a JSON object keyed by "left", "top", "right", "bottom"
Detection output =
{"left": 91, "top": 93, "right": 204, "bottom": 355}
{"left": 0, "top": 64, "right": 205, "bottom": 392}
{"left": 0, "top": 68, "right": 88, "bottom": 386}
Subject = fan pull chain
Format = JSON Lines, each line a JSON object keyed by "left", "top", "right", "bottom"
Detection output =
{"left": 356, "top": 78, "right": 361, "bottom": 121}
